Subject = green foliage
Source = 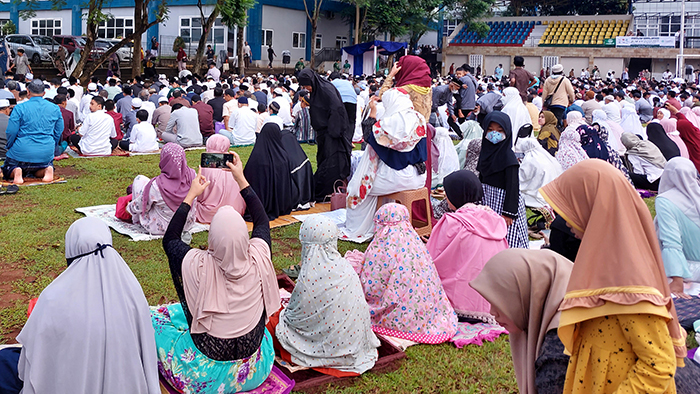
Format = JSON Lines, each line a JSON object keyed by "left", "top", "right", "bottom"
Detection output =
{"left": 505, "top": 0, "right": 628, "bottom": 16}
{"left": 173, "top": 36, "right": 186, "bottom": 52}
{"left": 449, "top": 0, "right": 495, "bottom": 37}
{"left": 1, "top": 21, "right": 16, "bottom": 36}
{"left": 219, "top": 0, "right": 257, "bottom": 28}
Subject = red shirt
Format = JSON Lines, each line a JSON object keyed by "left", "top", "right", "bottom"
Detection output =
{"left": 107, "top": 111, "right": 123, "bottom": 140}
{"left": 193, "top": 101, "right": 215, "bottom": 137}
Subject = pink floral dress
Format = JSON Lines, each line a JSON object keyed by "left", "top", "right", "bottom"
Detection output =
{"left": 359, "top": 203, "right": 458, "bottom": 344}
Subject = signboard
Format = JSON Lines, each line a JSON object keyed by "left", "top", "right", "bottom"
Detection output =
{"left": 603, "top": 38, "right": 616, "bottom": 47}
{"left": 615, "top": 36, "right": 675, "bottom": 48}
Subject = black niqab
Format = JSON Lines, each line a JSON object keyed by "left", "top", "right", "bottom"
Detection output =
{"left": 243, "top": 123, "right": 294, "bottom": 220}
{"left": 280, "top": 128, "right": 315, "bottom": 208}
{"left": 647, "top": 122, "right": 681, "bottom": 161}
{"left": 476, "top": 111, "right": 519, "bottom": 177}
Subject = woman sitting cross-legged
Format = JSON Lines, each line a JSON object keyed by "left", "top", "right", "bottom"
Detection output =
{"left": 10, "top": 217, "right": 160, "bottom": 394}
{"left": 426, "top": 170, "right": 508, "bottom": 323}
{"left": 275, "top": 216, "right": 381, "bottom": 375}
{"left": 194, "top": 134, "right": 246, "bottom": 224}
{"left": 128, "top": 143, "right": 198, "bottom": 236}
{"left": 621, "top": 132, "right": 667, "bottom": 191}
{"left": 153, "top": 152, "right": 281, "bottom": 393}
{"left": 360, "top": 203, "right": 458, "bottom": 343}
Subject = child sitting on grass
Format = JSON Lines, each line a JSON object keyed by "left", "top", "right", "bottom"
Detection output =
{"left": 128, "top": 109, "right": 158, "bottom": 153}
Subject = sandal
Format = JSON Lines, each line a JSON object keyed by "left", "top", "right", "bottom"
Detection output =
{"left": 282, "top": 264, "right": 301, "bottom": 280}
{"left": 0, "top": 185, "right": 18, "bottom": 195}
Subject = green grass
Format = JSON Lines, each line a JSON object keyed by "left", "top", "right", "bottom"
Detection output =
{"left": 0, "top": 144, "right": 516, "bottom": 393}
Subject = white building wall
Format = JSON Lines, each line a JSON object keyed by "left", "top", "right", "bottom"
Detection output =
{"left": 19, "top": 10, "right": 73, "bottom": 37}
{"left": 261, "top": 5, "right": 307, "bottom": 67}
{"left": 316, "top": 13, "right": 351, "bottom": 50}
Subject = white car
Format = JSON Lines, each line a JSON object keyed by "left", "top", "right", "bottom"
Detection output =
{"left": 99, "top": 39, "right": 133, "bottom": 62}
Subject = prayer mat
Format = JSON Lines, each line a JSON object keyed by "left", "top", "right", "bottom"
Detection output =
{"left": 66, "top": 146, "right": 130, "bottom": 158}
{"left": 294, "top": 208, "right": 373, "bottom": 244}
{"left": 637, "top": 189, "right": 658, "bottom": 199}
{"left": 673, "top": 297, "right": 700, "bottom": 331}
{"left": 247, "top": 203, "right": 331, "bottom": 232}
{"left": 0, "top": 177, "right": 66, "bottom": 187}
{"left": 128, "top": 149, "right": 162, "bottom": 156}
{"left": 450, "top": 322, "right": 508, "bottom": 349}
{"left": 75, "top": 204, "right": 209, "bottom": 241}
{"left": 159, "top": 366, "right": 295, "bottom": 394}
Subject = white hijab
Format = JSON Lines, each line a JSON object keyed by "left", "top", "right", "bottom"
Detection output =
{"left": 602, "top": 100, "right": 622, "bottom": 123}
{"left": 501, "top": 87, "right": 532, "bottom": 146}
{"left": 17, "top": 217, "right": 160, "bottom": 394}
{"left": 619, "top": 106, "right": 647, "bottom": 139}
{"left": 658, "top": 157, "right": 700, "bottom": 227}
{"left": 592, "top": 109, "right": 624, "bottom": 154}
{"left": 373, "top": 88, "right": 425, "bottom": 152}
{"left": 516, "top": 138, "right": 563, "bottom": 208}
{"left": 432, "top": 126, "right": 461, "bottom": 187}
{"left": 277, "top": 216, "right": 380, "bottom": 373}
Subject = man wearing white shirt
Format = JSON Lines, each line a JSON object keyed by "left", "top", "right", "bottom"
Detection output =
{"left": 128, "top": 109, "right": 159, "bottom": 152}
{"left": 271, "top": 88, "right": 293, "bottom": 126}
{"left": 78, "top": 83, "right": 99, "bottom": 123}
{"left": 226, "top": 97, "right": 257, "bottom": 145}
{"left": 66, "top": 88, "right": 80, "bottom": 120}
{"left": 70, "top": 96, "right": 116, "bottom": 155}
{"left": 164, "top": 103, "right": 202, "bottom": 148}
{"left": 138, "top": 89, "right": 156, "bottom": 123}
{"left": 206, "top": 63, "right": 221, "bottom": 82}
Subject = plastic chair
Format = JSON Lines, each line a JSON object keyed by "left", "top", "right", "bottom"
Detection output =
{"left": 376, "top": 188, "right": 433, "bottom": 239}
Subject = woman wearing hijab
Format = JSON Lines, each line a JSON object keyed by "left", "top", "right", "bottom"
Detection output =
{"left": 194, "top": 135, "right": 246, "bottom": 224}
{"left": 681, "top": 107, "right": 700, "bottom": 130}
{"left": 344, "top": 88, "right": 427, "bottom": 239}
{"left": 297, "top": 69, "right": 352, "bottom": 201}
{"left": 293, "top": 94, "right": 314, "bottom": 143}
{"left": 656, "top": 157, "right": 700, "bottom": 298}
{"left": 155, "top": 154, "right": 280, "bottom": 392}
{"left": 501, "top": 87, "right": 533, "bottom": 144}
{"left": 621, "top": 132, "right": 667, "bottom": 191}
{"left": 516, "top": 138, "right": 563, "bottom": 209}
{"left": 539, "top": 159, "right": 686, "bottom": 393}
{"left": 477, "top": 111, "right": 529, "bottom": 249}
{"left": 666, "top": 104, "right": 700, "bottom": 172}
{"left": 279, "top": 125, "right": 314, "bottom": 209}
{"left": 555, "top": 112, "right": 589, "bottom": 171}
{"left": 577, "top": 124, "right": 609, "bottom": 162}
{"left": 592, "top": 109, "right": 625, "bottom": 154}
{"left": 470, "top": 249, "right": 573, "bottom": 394}
{"left": 537, "top": 110, "right": 560, "bottom": 156}
{"left": 647, "top": 122, "right": 682, "bottom": 161}
{"left": 67, "top": 47, "right": 81, "bottom": 77}
{"left": 620, "top": 105, "right": 647, "bottom": 139}
{"left": 463, "top": 138, "right": 482, "bottom": 176}
{"left": 591, "top": 121, "right": 633, "bottom": 185}
{"left": 660, "top": 118, "right": 690, "bottom": 159}
{"left": 16, "top": 217, "right": 159, "bottom": 394}
{"left": 243, "top": 123, "right": 294, "bottom": 220}
{"left": 359, "top": 203, "right": 458, "bottom": 343}
{"left": 128, "top": 143, "right": 197, "bottom": 236}
{"left": 426, "top": 170, "right": 508, "bottom": 323}
{"left": 276, "top": 216, "right": 380, "bottom": 374}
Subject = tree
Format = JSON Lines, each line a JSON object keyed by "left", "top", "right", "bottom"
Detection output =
{"left": 220, "top": 0, "right": 256, "bottom": 75}
{"left": 191, "top": 0, "right": 225, "bottom": 76}
{"left": 302, "top": 0, "right": 325, "bottom": 68}
{"left": 1, "top": 21, "right": 16, "bottom": 36}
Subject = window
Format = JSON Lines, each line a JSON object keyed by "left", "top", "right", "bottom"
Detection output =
{"left": 542, "top": 56, "right": 559, "bottom": 71}
{"left": 292, "top": 32, "right": 306, "bottom": 49}
{"left": 98, "top": 17, "right": 133, "bottom": 39}
{"left": 262, "top": 29, "right": 273, "bottom": 47}
{"left": 634, "top": 16, "right": 659, "bottom": 37}
{"left": 335, "top": 36, "right": 347, "bottom": 49}
{"left": 660, "top": 15, "right": 681, "bottom": 36}
{"left": 31, "top": 18, "right": 61, "bottom": 36}
{"left": 179, "top": 17, "right": 226, "bottom": 45}
{"left": 443, "top": 19, "right": 458, "bottom": 37}
{"left": 468, "top": 54, "right": 482, "bottom": 71}
{"left": 315, "top": 34, "right": 322, "bottom": 50}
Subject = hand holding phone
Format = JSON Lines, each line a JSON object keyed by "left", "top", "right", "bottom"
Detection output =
{"left": 201, "top": 152, "right": 234, "bottom": 169}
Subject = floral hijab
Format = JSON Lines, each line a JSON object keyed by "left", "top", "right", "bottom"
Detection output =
{"left": 555, "top": 127, "right": 589, "bottom": 171}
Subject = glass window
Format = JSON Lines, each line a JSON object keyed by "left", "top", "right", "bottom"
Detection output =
{"left": 98, "top": 17, "right": 134, "bottom": 39}
{"left": 262, "top": 29, "right": 273, "bottom": 47}
{"left": 292, "top": 32, "right": 306, "bottom": 49}
{"left": 315, "top": 34, "right": 322, "bottom": 50}
{"left": 31, "top": 18, "right": 61, "bottom": 36}
{"left": 335, "top": 36, "right": 347, "bottom": 48}
{"left": 179, "top": 17, "right": 227, "bottom": 46}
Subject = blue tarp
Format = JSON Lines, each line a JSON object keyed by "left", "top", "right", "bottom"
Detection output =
{"left": 341, "top": 41, "right": 407, "bottom": 75}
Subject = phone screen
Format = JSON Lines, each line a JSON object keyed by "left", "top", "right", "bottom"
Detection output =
{"left": 201, "top": 153, "right": 233, "bottom": 169}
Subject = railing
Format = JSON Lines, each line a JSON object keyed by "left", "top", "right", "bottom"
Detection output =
{"left": 313, "top": 47, "right": 341, "bottom": 67}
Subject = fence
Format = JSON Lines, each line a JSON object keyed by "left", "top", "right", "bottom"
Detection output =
{"left": 313, "top": 47, "right": 342, "bottom": 68}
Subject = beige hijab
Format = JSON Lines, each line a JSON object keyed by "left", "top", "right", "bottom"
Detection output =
{"left": 470, "top": 249, "right": 573, "bottom": 394}
{"left": 540, "top": 159, "right": 686, "bottom": 362}
{"left": 182, "top": 206, "right": 281, "bottom": 338}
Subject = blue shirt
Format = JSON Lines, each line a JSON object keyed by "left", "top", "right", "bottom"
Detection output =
{"left": 331, "top": 79, "right": 357, "bottom": 104}
{"left": 5, "top": 96, "right": 63, "bottom": 163}
{"left": 656, "top": 196, "right": 700, "bottom": 279}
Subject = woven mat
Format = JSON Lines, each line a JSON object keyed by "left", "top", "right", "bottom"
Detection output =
{"left": 0, "top": 177, "right": 66, "bottom": 187}
{"left": 252, "top": 203, "right": 331, "bottom": 232}
{"left": 66, "top": 146, "right": 129, "bottom": 158}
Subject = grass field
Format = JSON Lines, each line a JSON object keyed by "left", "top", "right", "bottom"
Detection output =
{"left": 0, "top": 146, "right": 674, "bottom": 393}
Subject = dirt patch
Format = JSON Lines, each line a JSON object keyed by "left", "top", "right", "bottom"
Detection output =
{"left": 0, "top": 196, "right": 37, "bottom": 217}
{"left": 0, "top": 266, "right": 25, "bottom": 310}
{"left": 55, "top": 164, "right": 84, "bottom": 179}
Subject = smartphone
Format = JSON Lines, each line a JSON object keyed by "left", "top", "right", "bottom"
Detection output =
{"left": 201, "top": 153, "right": 233, "bottom": 169}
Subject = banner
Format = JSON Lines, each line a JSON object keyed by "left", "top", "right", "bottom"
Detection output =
{"left": 615, "top": 36, "right": 675, "bottom": 48}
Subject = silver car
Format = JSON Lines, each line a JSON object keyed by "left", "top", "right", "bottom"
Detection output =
{"left": 99, "top": 39, "right": 133, "bottom": 62}
{"left": 31, "top": 35, "right": 62, "bottom": 58}
{"left": 4, "top": 34, "right": 52, "bottom": 64}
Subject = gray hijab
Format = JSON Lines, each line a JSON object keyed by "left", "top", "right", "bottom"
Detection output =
{"left": 17, "top": 217, "right": 160, "bottom": 394}
{"left": 621, "top": 132, "right": 667, "bottom": 169}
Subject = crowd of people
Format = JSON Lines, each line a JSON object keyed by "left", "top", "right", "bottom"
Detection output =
{"left": 3, "top": 51, "right": 700, "bottom": 394}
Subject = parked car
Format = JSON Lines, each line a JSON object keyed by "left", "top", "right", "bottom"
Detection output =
{"left": 31, "top": 35, "right": 62, "bottom": 58}
{"left": 4, "top": 34, "right": 52, "bottom": 64}
{"left": 101, "top": 39, "right": 133, "bottom": 62}
{"left": 53, "top": 35, "right": 104, "bottom": 61}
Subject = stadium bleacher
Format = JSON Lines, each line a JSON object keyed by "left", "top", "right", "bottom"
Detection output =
{"left": 450, "top": 20, "right": 540, "bottom": 46}
{"left": 538, "top": 19, "right": 630, "bottom": 46}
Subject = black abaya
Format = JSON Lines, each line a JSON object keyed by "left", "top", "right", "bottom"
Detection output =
{"left": 298, "top": 69, "right": 352, "bottom": 201}
{"left": 243, "top": 123, "right": 294, "bottom": 220}
{"left": 647, "top": 122, "right": 681, "bottom": 161}
{"left": 280, "top": 128, "right": 314, "bottom": 208}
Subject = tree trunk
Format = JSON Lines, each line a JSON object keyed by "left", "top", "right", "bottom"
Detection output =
{"left": 354, "top": 3, "right": 360, "bottom": 44}
{"left": 237, "top": 19, "right": 245, "bottom": 75}
{"left": 131, "top": 0, "right": 146, "bottom": 79}
{"left": 193, "top": 1, "right": 223, "bottom": 75}
{"left": 386, "top": 34, "right": 396, "bottom": 73}
{"left": 310, "top": 21, "right": 317, "bottom": 69}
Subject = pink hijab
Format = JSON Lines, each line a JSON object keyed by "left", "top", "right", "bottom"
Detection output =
{"left": 680, "top": 107, "right": 700, "bottom": 130}
{"left": 195, "top": 135, "right": 246, "bottom": 223}
{"left": 360, "top": 203, "right": 457, "bottom": 344}
{"left": 182, "top": 206, "right": 281, "bottom": 338}
{"left": 143, "top": 143, "right": 196, "bottom": 213}
{"left": 660, "top": 118, "right": 690, "bottom": 159}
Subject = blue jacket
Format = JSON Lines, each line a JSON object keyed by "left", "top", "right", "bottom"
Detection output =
{"left": 656, "top": 196, "right": 700, "bottom": 279}
{"left": 5, "top": 96, "right": 63, "bottom": 163}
